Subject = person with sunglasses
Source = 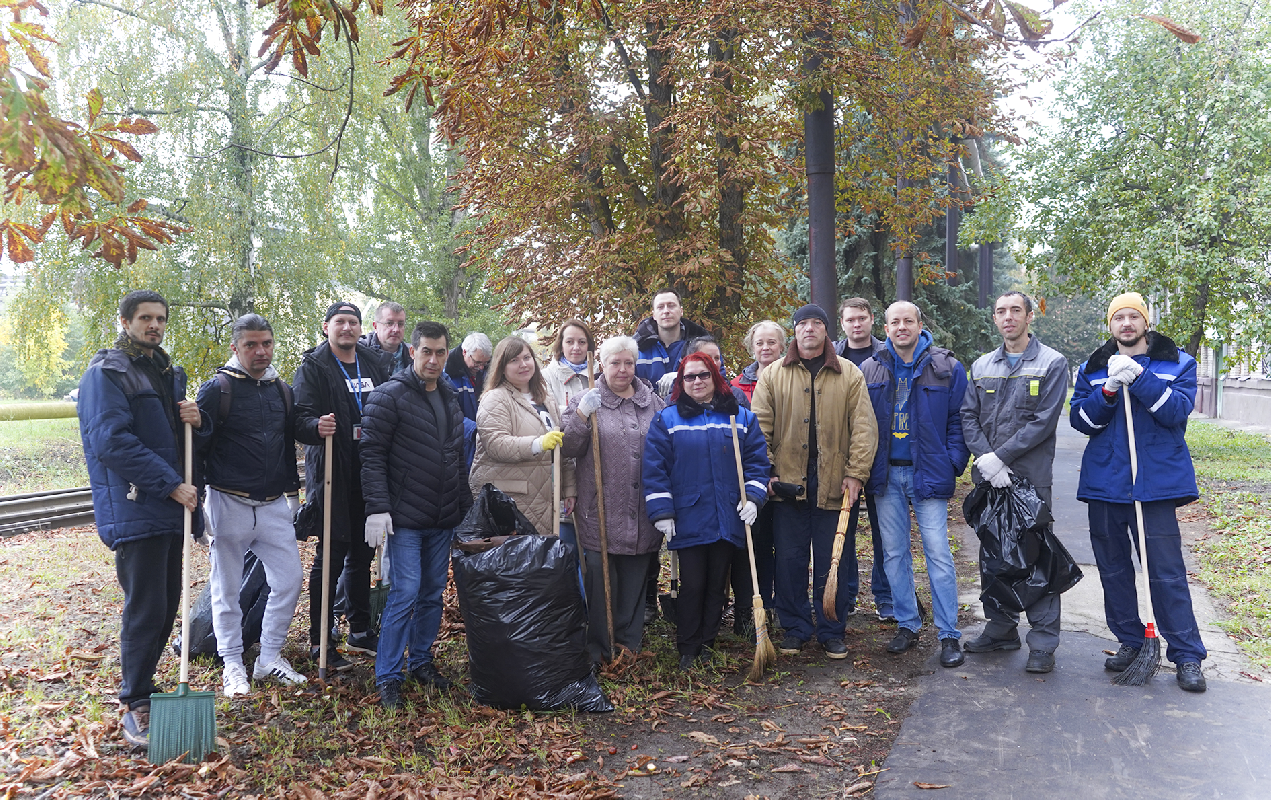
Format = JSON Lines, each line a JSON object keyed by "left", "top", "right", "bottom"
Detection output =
{"left": 642, "top": 353, "right": 770, "bottom": 670}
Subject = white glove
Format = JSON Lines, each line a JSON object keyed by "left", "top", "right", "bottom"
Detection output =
{"left": 577, "top": 388, "right": 602, "bottom": 418}
{"left": 976, "top": 451, "right": 1006, "bottom": 482}
{"left": 654, "top": 518, "right": 676, "bottom": 541}
{"left": 1107, "top": 354, "right": 1144, "bottom": 385}
{"left": 286, "top": 495, "right": 300, "bottom": 515}
{"left": 656, "top": 372, "right": 676, "bottom": 397}
{"left": 365, "top": 512, "right": 393, "bottom": 549}
{"left": 737, "top": 500, "right": 758, "bottom": 526}
{"left": 989, "top": 465, "right": 1014, "bottom": 489}
{"left": 1103, "top": 372, "right": 1123, "bottom": 394}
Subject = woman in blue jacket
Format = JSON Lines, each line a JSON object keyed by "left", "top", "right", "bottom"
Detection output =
{"left": 643, "top": 353, "right": 770, "bottom": 670}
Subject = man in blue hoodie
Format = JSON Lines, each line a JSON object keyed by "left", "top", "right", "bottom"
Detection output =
{"left": 861, "top": 302, "right": 970, "bottom": 668}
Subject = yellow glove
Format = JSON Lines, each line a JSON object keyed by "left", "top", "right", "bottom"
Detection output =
{"left": 538, "top": 430, "right": 564, "bottom": 452}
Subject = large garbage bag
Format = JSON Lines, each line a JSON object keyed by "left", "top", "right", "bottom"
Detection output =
{"left": 174, "top": 549, "right": 271, "bottom": 659}
{"left": 962, "top": 476, "right": 1083, "bottom": 615}
{"left": 452, "top": 485, "right": 612, "bottom": 712}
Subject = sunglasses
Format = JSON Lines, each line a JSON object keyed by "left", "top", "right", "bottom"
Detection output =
{"left": 682, "top": 371, "right": 713, "bottom": 383}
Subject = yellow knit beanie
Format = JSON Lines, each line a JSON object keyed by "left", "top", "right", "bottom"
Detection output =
{"left": 1107, "top": 292, "right": 1149, "bottom": 326}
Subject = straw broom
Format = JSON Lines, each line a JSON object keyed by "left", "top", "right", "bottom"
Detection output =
{"left": 729, "top": 415, "right": 776, "bottom": 681}
{"left": 1112, "top": 389, "right": 1161, "bottom": 686}
{"left": 148, "top": 422, "right": 216, "bottom": 764}
{"left": 822, "top": 500, "right": 854, "bottom": 623}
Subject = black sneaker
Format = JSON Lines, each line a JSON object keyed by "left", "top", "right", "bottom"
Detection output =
{"left": 964, "top": 632, "right": 1022, "bottom": 653}
{"left": 678, "top": 653, "right": 696, "bottom": 670}
{"left": 311, "top": 646, "right": 353, "bottom": 672}
{"left": 120, "top": 704, "right": 149, "bottom": 747}
{"left": 1104, "top": 644, "right": 1140, "bottom": 673}
{"left": 887, "top": 628, "right": 920, "bottom": 654}
{"left": 822, "top": 639, "right": 848, "bottom": 660}
{"left": 644, "top": 604, "right": 658, "bottom": 626}
{"left": 939, "top": 638, "right": 964, "bottom": 667}
{"left": 410, "top": 662, "right": 454, "bottom": 691}
{"left": 378, "top": 679, "right": 403, "bottom": 708}
{"left": 778, "top": 635, "right": 805, "bottom": 655}
{"left": 1025, "top": 650, "right": 1055, "bottom": 674}
{"left": 1176, "top": 662, "right": 1206, "bottom": 693}
{"left": 345, "top": 630, "right": 378, "bottom": 655}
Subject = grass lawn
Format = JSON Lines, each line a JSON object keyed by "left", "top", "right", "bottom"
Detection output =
{"left": 0, "top": 414, "right": 87, "bottom": 494}
{"left": 1186, "top": 422, "right": 1271, "bottom": 671}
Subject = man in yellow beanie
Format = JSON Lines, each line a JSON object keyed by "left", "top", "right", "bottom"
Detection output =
{"left": 1069, "top": 292, "right": 1207, "bottom": 692}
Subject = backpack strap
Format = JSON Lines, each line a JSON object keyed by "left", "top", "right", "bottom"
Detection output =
{"left": 215, "top": 372, "right": 233, "bottom": 424}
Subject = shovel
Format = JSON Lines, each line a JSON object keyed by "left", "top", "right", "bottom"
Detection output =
{"left": 658, "top": 551, "right": 679, "bottom": 625}
{"left": 148, "top": 422, "right": 216, "bottom": 764}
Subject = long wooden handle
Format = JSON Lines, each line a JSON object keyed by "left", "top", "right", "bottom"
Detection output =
{"left": 587, "top": 353, "right": 615, "bottom": 658}
{"left": 553, "top": 446, "right": 562, "bottom": 538}
{"left": 729, "top": 416, "right": 763, "bottom": 598}
{"left": 319, "top": 433, "right": 334, "bottom": 679}
{"left": 1122, "top": 390, "right": 1154, "bottom": 625}
{"left": 178, "top": 422, "right": 193, "bottom": 686}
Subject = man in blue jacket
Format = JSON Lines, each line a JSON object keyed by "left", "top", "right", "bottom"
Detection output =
{"left": 78, "top": 290, "right": 207, "bottom": 748}
{"left": 633, "top": 289, "right": 709, "bottom": 393}
{"left": 361, "top": 321, "right": 472, "bottom": 707}
{"left": 443, "top": 331, "right": 492, "bottom": 422}
{"left": 1070, "top": 293, "right": 1207, "bottom": 692}
{"left": 861, "top": 302, "right": 970, "bottom": 668}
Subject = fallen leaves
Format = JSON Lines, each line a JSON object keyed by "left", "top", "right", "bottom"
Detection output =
{"left": 915, "top": 781, "right": 952, "bottom": 789}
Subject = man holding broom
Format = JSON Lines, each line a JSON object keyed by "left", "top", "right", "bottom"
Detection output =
{"left": 752, "top": 304, "right": 877, "bottom": 660}
{"left": 960, "top": 292, "right": 1070, "bottom": 674}
{"left": 1070, "top": 293, "right": 1207, "bottom": 692}
{"left": 78, "top": 290, "right": 207, "bottom": 748}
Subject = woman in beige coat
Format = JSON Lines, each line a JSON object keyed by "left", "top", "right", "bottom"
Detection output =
{"left": 542, "top": 318, "right": 594, "bottom": 412}
{"left": 469, "top": 336, "right": 576, "bottom": 535}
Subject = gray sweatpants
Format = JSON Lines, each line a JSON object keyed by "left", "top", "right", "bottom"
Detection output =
{"left": 981, "top": 484, "right": 1061, "bottom": 653}
{"left": 205, "top": 488, "right": 303, "bottom": 665}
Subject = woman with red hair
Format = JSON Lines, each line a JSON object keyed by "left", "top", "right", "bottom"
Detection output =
{"left": 642, "top": 353, "right": 770, "bottom": 670}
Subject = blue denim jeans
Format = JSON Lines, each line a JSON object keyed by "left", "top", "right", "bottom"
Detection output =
{"left": 773, "top": 501, "right": 856, "bottom": 643}
{"left": 874, "top": 466, "right": 960, "bottom": 640}
{"left": 1087, "top": 500, "right": 1206, "bottom": 665}
{"left": 375, "top": 527, "right": 452, "bottom": 685}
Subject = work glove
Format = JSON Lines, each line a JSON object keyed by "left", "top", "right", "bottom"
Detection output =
{"left": 286, "top": 495, "right": 300, "bottom": 515}
{"left": 365, "top": 512, "right": 393, "bottom": 549}
{"left": 532, "top": 429, "right": 565, "bottom": 454}
{"left": 975, "top": 451, "right": 1006, "bottom": 482}
{"left": 577, "top": 388, "right": 603, "bottom": 419}
{"left": 989, "top": 465, "right": 1014, "bottom": 489}
{"left": 656, "top": 373, "right": 676, "bottom": 397}
{"left": 737, "top": 500, "right": 758, "bottom": 526}
{"left": 654, "top": 518, "right": 676, "bottom": 541}
{"left": 1107, "top": 354, "right": 1144, "bottom": 385}
{"left": 1102, "top": 372, "right": 1123, "bottom": 394}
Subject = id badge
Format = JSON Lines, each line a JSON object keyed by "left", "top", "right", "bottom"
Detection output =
{"left": 353, "top": 425, "right": 363, "bottom": 441}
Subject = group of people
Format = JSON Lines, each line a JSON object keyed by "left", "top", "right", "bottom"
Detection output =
{"left": 80, "top": 284, "right": 1210, "bottom": 751}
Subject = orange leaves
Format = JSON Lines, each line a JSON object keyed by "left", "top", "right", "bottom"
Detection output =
{"left": 258, "top": 0, "right": 382, "bottom": 77}
{"left": 1136, "top": 14, "right": 1202, "bottom": 44}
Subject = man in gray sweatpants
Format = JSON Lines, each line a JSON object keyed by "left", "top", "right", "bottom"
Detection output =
{"left": 960, "top": 291, "right": 1071, "bottom": 674}
{"left": 196, "top": 314, "right": 308, "bottom": 696}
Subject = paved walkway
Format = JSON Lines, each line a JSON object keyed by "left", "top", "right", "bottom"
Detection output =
{"left": 876, "top": 416, "right": 1271, "bottom": 798}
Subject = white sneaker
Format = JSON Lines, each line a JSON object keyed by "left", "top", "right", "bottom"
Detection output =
{"left": 222, "top": 662, "right": 251, "bottom": 697}
{"left": 253, "top": 656, "right": 307, "bottom": 686}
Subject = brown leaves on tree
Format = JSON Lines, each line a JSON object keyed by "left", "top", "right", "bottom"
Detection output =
{"left": 1, "top": 8, "right": 187, "bottom": 266}
{"left": 1137, "top": 14, "right": 1202, "bottom": 44}
{"left": 257, "top": 0, "right": 383, "bottom": 77}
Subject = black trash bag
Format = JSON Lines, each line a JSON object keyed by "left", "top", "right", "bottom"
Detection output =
{"left": 453, "top": 518, "right": 612, "bottom": 713}
{"left": 455, "top": 483, "right": 541, "bottom": 543}
{"left": 963, "top": 476, "right": 1082, "bottom": 615}
{"left": 173, "top": 549, "right": 272, "bottom": 659}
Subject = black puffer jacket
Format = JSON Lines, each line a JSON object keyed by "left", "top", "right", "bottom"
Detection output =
{"left": 360, "top": 369, "right": 472, "bottom": 530}
{"left": 293, "top": 341, "right": 392, "bottom": 541}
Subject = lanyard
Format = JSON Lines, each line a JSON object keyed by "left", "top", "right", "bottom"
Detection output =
{"left": 334, "top": 352, "right": 363, "bottom": 414}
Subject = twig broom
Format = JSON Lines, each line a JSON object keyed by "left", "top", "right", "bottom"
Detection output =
{"left": 730, "top": 416, "right": 776, "bottom": 681}
{"left": 822, "top": 501, "right": 854, "bottom": 623}
{"left": 148, "top": 422, "right": 217, "bottom": 764}
{"left": 1112, "top": 388, "right": 1161, "bottom": 686}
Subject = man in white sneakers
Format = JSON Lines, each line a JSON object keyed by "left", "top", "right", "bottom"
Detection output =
{"left": 196, "top": 314, "right": 307, "bottom": 695}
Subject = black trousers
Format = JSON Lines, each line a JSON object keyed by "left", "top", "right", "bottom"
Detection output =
{"left": 115, "top": 534, "right": 182, "bottom": 709}
{"left": 309, "top": 533, "right": 374, "bottom": 644}
{"left": 675, "top": 540, "right": 735, "bottom": 658}
{"left": 730, "top": 502, "right": 776, "bottom": 615}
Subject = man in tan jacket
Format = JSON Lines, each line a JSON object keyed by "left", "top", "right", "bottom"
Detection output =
{"left": 753, "top": 304, "right": 878, "bottom": 660}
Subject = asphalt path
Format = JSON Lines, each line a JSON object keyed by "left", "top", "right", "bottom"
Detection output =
{"left": 875, "top": 414, "right": 1271, "bottom": 799}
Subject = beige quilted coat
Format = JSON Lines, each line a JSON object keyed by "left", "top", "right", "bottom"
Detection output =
{"left": 469, "top": 384, "right": 577, "bottom": 535}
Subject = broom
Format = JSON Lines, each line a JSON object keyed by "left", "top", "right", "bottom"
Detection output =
{"left": 1113, "top": 388, "right": 1161, "bottom": 686}
{"left": 729, "top": 416, "right": 776, "bottom": 681}
{"left": 149, "top": 422, "right": 217, "bottom": 764}
{"left": 368, "top": 544, "right": 389, "bottom": 632}
{"left": 822, "top": 500, "right": 855, "bottom": 623}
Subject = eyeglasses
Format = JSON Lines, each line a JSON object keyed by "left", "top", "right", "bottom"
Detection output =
{"left": 682, "top": 372, "right": 713, "bottom": 383}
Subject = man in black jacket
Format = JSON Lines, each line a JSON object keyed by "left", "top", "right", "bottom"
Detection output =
{"left": 361, "top": 320, "right": 472, "bottom": 707}
{"left": 293, "top": 302, "right": 392, "bottom": 668}
{"left": 196, "top": 314, "right": 307, "bottom": 696}
{"left": 360, "top": 301, "right": 410, "bottom": 375}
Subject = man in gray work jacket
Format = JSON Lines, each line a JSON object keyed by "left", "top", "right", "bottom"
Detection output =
{"left": 960, "top": 291, "right": 1071, "bottom": 674}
